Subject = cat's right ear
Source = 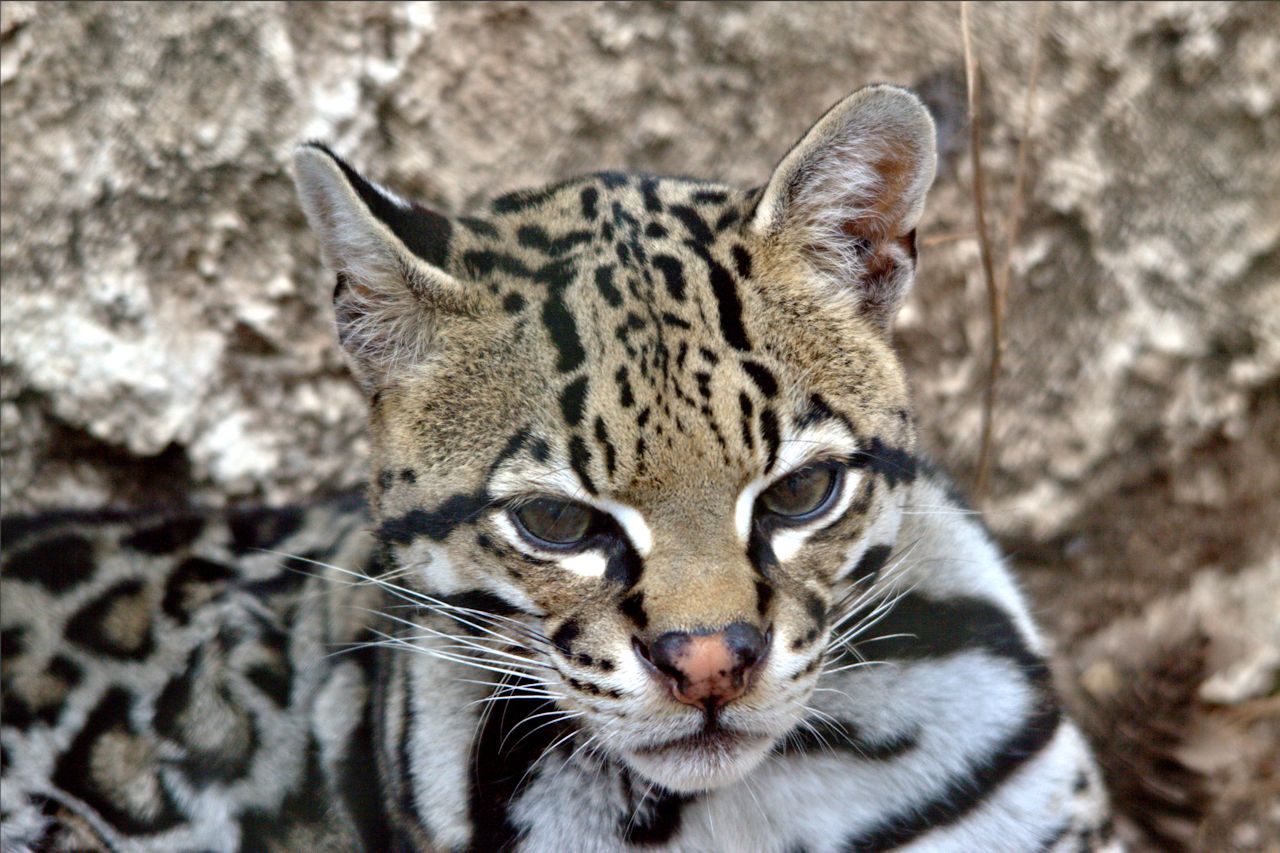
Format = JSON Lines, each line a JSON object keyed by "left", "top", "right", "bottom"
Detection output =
{"left": 293, "top": 143, "right": 484, "bottom": 393}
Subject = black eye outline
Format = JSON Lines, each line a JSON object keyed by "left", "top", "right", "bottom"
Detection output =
{"left": 508, "top": 496, "right": 606, "bottom": 552}
{"left": 756, "top": 460, "right": 845, "bottom": 525}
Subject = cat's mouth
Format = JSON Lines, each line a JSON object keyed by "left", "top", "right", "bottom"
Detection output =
{"left": 623, "top": 722, "right": 776, "bottom": 792}
{"left": 632, "top": 725, "right": 763, "bottom": 757}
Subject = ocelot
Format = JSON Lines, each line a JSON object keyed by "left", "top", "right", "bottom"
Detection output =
{"left": 1, "top": 84, "right": 1117, "bottom": 852}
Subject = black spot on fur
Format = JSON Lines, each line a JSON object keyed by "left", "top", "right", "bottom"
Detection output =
{"left": 602, "top": 532, "right": 644, "bottom": 589}
{"left": 640, "top": 177, "right": 663, "bottom": 213}
{"left": 694, "top": 371, "right": 713, "bottom": 399}
{"left": 568, "top": 435, "right": 598, "bottom": 495}
{"left": 661, "top": 311, "right": 692, "bottom": 330}
{"left": 755, "top": 580, "right": 775, "bottom": 617}
{"left": 246, "top": 661, "right": 293, "bottom": 708}
{"left": 458, "top": 215, "right": 499, "bottom": 238}
{"left": 670, "top": 205, "right": 715, "bottom": 246}
{"left": 488, "top": 427, "right": 531, "bottom": 478}
{"left": 377, "top": 469, "right": 395, "bottom": 493}
{"left": 436, "top": 589, "right": 529, "bottom": 618}
{"left": 122, "top": 516, "right": 204, "bottom": 555}
{"left": 65, "top": 579, "right": 155, "bottom": 659}
{"left": 849, "top": 544, "right": 893, "bottom": 585}
{"left": 560, "top": 376, "right": 590, "bottom": 427}
{"left": 542, "top": 273, "right": 587, "bottom": 373}
{"left": 4, "top": 533, "right": 96, "bottom": 593}
{"left": 732, "top": 244, "right": 752, "bottom": 279}
{"left": 797, "top": 393, "right": 839, "bottom": 428}
{"left": 620, "top": 592, "right": 649, "bottom": 629}
{"left": 803, "top": 592, "right": 827, "bottom": 630}
{"left": 580, "top": 186, "right": 599, "bottom": 220}
{"left": 503, "top": 292, "right": 526, "bottom": 314}
{"left": 517, "top": 225, "right": 593, "bottom": 257}
{"left": 645, "top": 222, "right": 668, "bottom": 239}
{"left": 849, "top": 437, "right": 917, "bottom": 488}
{"left": 651, "top": 254, "right": 687, "bottom": 301}
{"left": 760, "top": 408, "right": 781, "bottom": 471}
{"left": 552, "top": 620, "right": 581, "bottom": 657}
{"left": 468, "top": 689, "right": 564, "bottom": 851}
{"left": 595, "top": 416, "right": 618, "bottom": 476}
{"left": 715, "top": 208, "right": 741, "bottom": 231}
{"left": 595, "top": 264, "right": 623, "bottom": 307}
{"left": 52, "top": 688, "right": 185, "bottom": 834}
{"left": 568, "top": 677, "right": 620, "bottom": 698}
{"left": 377, "top": 492, "right": 490, "bottom": 545}
{"left": 490, "top": 181, "right": 564, "bottom": 214}
{"left": 622, "top": 786, "right": 693, "bottom": 845}
{"left": 228, "top": 506, "right": 304, "bottom": 555}
{"left": 0, "top": 627, "right": 24, "bottom": 660}
{"left": 162, "top": 556, "right": 237, "bottom": 624}
{"left": 616, "top": 366, "right": 635, "bottom": 408}
{"left": 742, "top": 361, "right": 778, "bottom": 398}
{"left": 697, "top": 246, "right": 752, "bottom": 351}
{"left": 738, "top": 393, "right": 756, "bottom": 451}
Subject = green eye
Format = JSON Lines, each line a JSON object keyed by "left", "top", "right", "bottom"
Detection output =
{"left": 511, "top": 498, "right": 596, "bottom": 548}
{"left": 759, "top": 462, "right": 842, "bottom": 520}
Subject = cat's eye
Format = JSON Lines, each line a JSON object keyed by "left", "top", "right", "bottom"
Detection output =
{"left": 511, "top": 498, "right": 596, "bottom": 548}
{"left": 758, "top": 462, "right": 843, "bottom": 520}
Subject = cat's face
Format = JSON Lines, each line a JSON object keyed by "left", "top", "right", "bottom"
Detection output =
{"left": 295, "top": 84, "right": 935, "bottom": 790}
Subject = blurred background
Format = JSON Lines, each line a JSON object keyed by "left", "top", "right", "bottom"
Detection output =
{"left": 1, "top": 2, "right": 1276, "bottom": 849}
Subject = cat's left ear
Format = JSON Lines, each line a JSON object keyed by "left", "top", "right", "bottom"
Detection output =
{"left": 749, "top": 84, "right": 937, "bottom": 329}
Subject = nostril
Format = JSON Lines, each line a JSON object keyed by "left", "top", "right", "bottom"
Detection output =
{"left": 723, "top": 621, "right": 770, "bottom": 670}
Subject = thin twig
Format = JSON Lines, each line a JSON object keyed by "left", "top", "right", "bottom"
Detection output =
{"left": 961, "top": 2, "right": 1002, "bottom": 502}
{"left": 1000, "top": 3, "right": 1050, "bottom": 295}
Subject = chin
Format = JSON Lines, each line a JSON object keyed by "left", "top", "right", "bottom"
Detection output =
{"left": 622, "top": 731, "right": 776, "bottom": 793}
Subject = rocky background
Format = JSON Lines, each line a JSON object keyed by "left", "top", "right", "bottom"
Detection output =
{"left": 2, "top": 2, "right": 1277, "bottom": 849}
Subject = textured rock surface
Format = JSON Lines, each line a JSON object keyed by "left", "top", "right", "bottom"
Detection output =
{"left": 2, "top": 2, "right": 1277, "bottom": 849}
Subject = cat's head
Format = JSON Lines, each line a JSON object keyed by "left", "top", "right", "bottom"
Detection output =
{"left": 295, "top": 84, "right": 935, "bottom": 792}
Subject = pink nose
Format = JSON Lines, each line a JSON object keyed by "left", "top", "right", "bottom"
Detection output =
{"left": 636, "top": 623, "right": 769, "bottom": 710}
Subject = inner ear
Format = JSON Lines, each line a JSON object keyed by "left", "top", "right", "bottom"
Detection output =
{"left": 750, "top": 85, "right": 937, "bottom": 329}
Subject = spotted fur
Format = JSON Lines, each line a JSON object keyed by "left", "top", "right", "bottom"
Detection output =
{"left": 2, "top": 85, "right": 1116, "bottom": 851}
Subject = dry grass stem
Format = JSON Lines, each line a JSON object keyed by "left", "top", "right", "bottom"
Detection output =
{"left": 961, "top": 2, "right": 1003, "bottom": 503}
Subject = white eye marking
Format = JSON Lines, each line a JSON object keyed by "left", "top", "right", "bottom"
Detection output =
{"left": 493, "top": 508, "right": 609, "bottom": 578}
{"left": 768, "top": 470, "right": 861, "bottom": 562}
{"left": 735, "top": 478, "right": 767, "bottom": 544}
{"left": 735, "top": 419, "right": 859, "bottom": 546}
{"left": 592, "top": 496, "right": 652, "bottom": 557}
{"left": 491, "top": 467, "right": 653, "bottom": 558}
{"left": 558, "top": 551, "right": 609, "bottom": 578}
